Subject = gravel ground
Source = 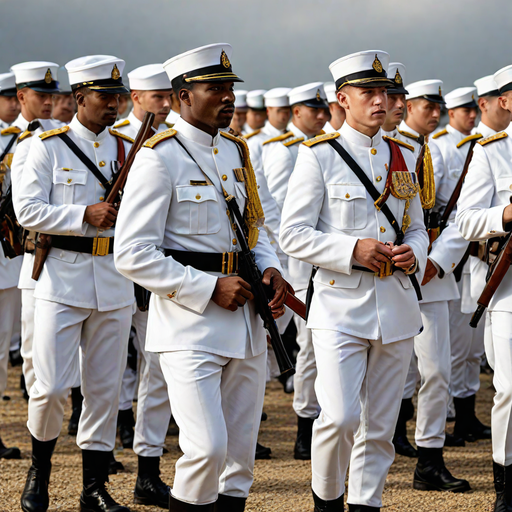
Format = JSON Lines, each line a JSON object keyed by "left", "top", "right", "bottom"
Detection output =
{"left": 0, "top": 365, "right": 496, "bottom": 511}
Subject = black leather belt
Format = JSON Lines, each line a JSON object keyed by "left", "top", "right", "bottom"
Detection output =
{"left": 164, "top": 249, "right": 240, "bottom": 275}
{"left": 52, "top": 235, "right": 114, "bottom": 256}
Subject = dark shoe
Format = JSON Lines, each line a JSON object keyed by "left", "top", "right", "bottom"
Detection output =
{"left": 9, "top": 347, "right": 23, "bottom": 366}
{"left": 347, "top": 506, "right": 379, "bottom": 511}
{"left": 20, "top": 436, "right": 58, "bottom": 512}
{"left": 464, "top": 395, "right": 492, "bottom": 440}
{"left": 68, "top": 386, "right": 83, "bottom": 436}
{"left": 108, "top": 451, "right": 124, "bottom": 475}
{"left": 213, "top": 494, "right": 246, "bottom": 511}
{"left": 393, "top": 434, "right": 418, "bottom": 458}
{"left": 117, "top": 409, "right": 135, "bottom": 449}
{"left": 0, "top": 435, "right": 21, "bottom": 459}
{"left": 80, "top": 449, "right": 129, "bottom": 511}
{"left": 493, "top": 461, "right": 512, "bottom": 511}
{"left": 294, "top": 416, "right": 315, "bottom": 460}
{"left": 255, "top": 442, "right": 271, "bottom": 460}
{"left": 392, "top": 399, "right": 417, "bottom": 458}
{"left": 169, "top": 494, "right": 215, "bottom": 511}
{"left": 444, "top": 432, "right": 465, "bottom": 447}
{"left": 413, "top": 447, "right": 471, "bottom": 493}
{"left": 133, "top": 455, "right": 169, "bottom": 509}
{"left": 312, "top": 490, "right": 344, "bottom": 511}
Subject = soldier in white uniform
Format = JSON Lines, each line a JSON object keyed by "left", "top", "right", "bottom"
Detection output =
{"left": 323, "top": 82, "right": 345, "bottom": 134}
{"left": 16, "top": 55, "right": 134, "bottom": 512}
{"left": 0, "top": 72, "right": 20, "bottom": 128}
{"left": 242, "top": 89, "right": 267, "bottom": 135}
{"left": 280, "top": 50, "right": 428, "bottom": 512}
{"left": 114, "top": 43, "right": 287, "bottom": 511}
{"left": 456, "top": 63, "right": 512, "bottom": 511}
{"left": 112, "top": 63, "right": 174, "bottom": 508}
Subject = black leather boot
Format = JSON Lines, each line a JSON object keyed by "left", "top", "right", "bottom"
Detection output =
{"left": 0, "top": 434, "right": 21, "bottom": 459}
{"left": 68, "top": 386, "right": 83, "bottom": 436}
{"left": 392, "top": 399, "right": 417, "bottom": 458}
{"left": 453, "top": 396, "right": 476, "bottom": 442}
{"left": 444, "top": 432, "right": 465, "bottom": 447}
{"left": 465, "top": 395, "right": 491, "bottom": 440}
{"left": 255, "top": 441, "right": 271, "bottom": 460}
{"left": 117, "top": 408, "right": 135, "bottom": 449}
{"left": 493, "top": 461, "right": 512, "bottom": 512}
{"left": 107, "top": 451, "right": 125, "bottom": 475}
{"left": 134, "top": 455, "right": 169, "bottom": 509}
{"left": 20, "top": 436, "right": 58, "bottom": 512}
{"left": 312, "top": 490, "right": 344, "bottom": 511}
{"left": 169, "top": 494, "right": 215, "bottom": 511}
{"left": 294, "top": 416, "right": 315, "bottom": 460}
{"left": 80, "top": 450, "right": 130, "bottom": 511}
{"left": 213, "top": 494, "right": 246, "bottom": 511}
{"left": 413, "top": 446, "right": 471, "bottom": 492}
{"left": 347, "top": 505, "right": 379, "bottom": 511}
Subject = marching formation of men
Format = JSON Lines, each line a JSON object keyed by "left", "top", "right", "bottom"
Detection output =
{"left": 0, "top": 42, "right": 512, "bottom": 512}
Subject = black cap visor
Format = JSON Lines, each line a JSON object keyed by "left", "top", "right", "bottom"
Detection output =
{"left": 0, "top": 87, "right": 18, "bottom": 97}
{"left": 387, "top": 85, "right": 409, "bottom": 95}
{"left": 16, "top": 80, "right": 60, "bottom": 94}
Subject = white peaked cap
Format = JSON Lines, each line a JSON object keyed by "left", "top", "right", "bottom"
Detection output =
{"left": 288, "top": 82, "right": 329, "bottom": 108}
{"left": 128, "top": 64, "right": 172, "bottom": 91}
{"left": 387, "top": 62, "right": 408, "bottom": 94}
{"left": 11, "top": 61, "right": 60, "bottom": 93}
{"left": 444, "top": 87, "right": 477, "bottom": 109}
{"left": 264, "top": 87, "right": 292, "bottom": 107}
{"left": 405, "top": 79, "right": 445, "bottom": 104}
{"left": 494, "top": 64, "right": 512, "bottom": 94}
{"left": 324, "top": 82, "right": 337, "bottom": 104}
{"left": 0, "top": 72, "right": 17, "bottom": 96}
{"left": 474, "top": 75, "right": 500, "bottom": 97}
{"left": 247, "top": 89, "right": 267, "bottom": 109}
{"left": 234, "top": 89, "right": 248, "bottom": 109}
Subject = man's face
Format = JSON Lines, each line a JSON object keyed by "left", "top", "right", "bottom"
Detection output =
{"left": 385, "top": 93, "right": 406, "bottom": 128}
{"left": 18, "top": 88, "right": 53, "bottom": 120}
{"left": 294, "top": 104, "right": 330, "bottom": 136}
{"left": 483, "top": 95, "right": 512, "bottom": 130}
{"left": 52, "top": 94, "right": 76, "bottom": 124}
{"left": 267, "top": 106, "right": 291, "bottom": 131}
{"left": 407, "top": 98, "right": 441, "bottom": 136}
{"left": 79, "top": 90, "right": 120, "bottom": 127}
{"left": 246, "top": 108, "right": 267, "bottom": 130}
{"left": 136, "top": 90, "right": 172, "bottom": 125}
{"left": 0, "top": 95, "right": 20, "bottom": 124}
{"left": 450, "top": 106, "right": 477, "bottom": 134}
{"left": 338, "top": 86, "right": 388, "bottom": 132}
{"left": 231, "top": 109, "right": 246, "bottom": 132}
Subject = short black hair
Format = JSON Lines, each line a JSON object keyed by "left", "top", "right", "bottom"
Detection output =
{"left": 73, "top": 86, "right": 91, "bottom": 100}
{"left": 172, "top": 81, "right": 193, "bottom": 98}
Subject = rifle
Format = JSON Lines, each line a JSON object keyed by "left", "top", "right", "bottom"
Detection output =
{"left": 284, "top": 292, "right": 306, "bottom": 320}
{"left": 32, "top": 112, "right": 156, "bottom": 281}
{"left": 0, "top": 185, "right": 23, "bottom": 258}
{"left": 470, "top": 233, "right": 512, "bottom": 328}
{"left": 225, "top": 194, "right": 295, "bottom": 376}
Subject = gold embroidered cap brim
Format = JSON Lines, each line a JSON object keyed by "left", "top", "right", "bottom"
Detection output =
{"left": 338, "top": 77, "right": 395, "bottom": 90}
{"left": 184, "top": 72, "right": 242, "bottom": 83}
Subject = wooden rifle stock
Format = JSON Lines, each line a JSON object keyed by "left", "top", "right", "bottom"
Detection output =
{"left": 284, "top": 292, "right": 306, "bottom": 320}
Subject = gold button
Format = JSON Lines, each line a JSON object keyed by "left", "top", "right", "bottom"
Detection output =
{"left": 167, "top": 291, "right": 177, "bottom": 299}
{"left": 196, "top": 194, "right": 201, "bottom": 200}
{"left": 371, "top": 148, "right": 377, "bottom": 155}
{"left": 99, "top": 161, "right": 106, "bottom": 167}
{"left": 226, "top": 209, "right": 230, "bottom": 216}
{"left": 213, "top": 148, "right": 219, "bottom": 155}
{"left": 222, "top": 174, "right": 228, "bottom": 181}
{"left": 99, "top": 196, "right": 104, "bottom": 201}
{"left": 93, "top": 142, "right": 100, "bottom": 148}
{"left": 509, "top": 184, "right": 512, "bottom": 191}
{"left": 232, "top": 238, "right": 237, "bottom": 245}
{"left": 67, "top": 178, "right": 72, "bottom": 184}
{"left": 380, "top": 226, "right": 386, "bottom": 233}
{"left": 452, "top": 263, "right": 456, "bottom": 268}
{"left": 376, "top": 176, "right": 382, "bottom": 182}
{"left": 329, "top": 280, "right": 335, "bottom": 285}
{"left": 345, "top": 193, "right": 350, "bottom": 199}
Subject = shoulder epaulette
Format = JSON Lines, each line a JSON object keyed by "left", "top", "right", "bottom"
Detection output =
{"left": 243, "top": 128, "right": 261, "bottom": 140}
{"left": 143, "top": 128, "right": 177, "bottom": 149}
{"left": 109, "top": 129, "right": 134, "bottom": 144}
{"left": 432, "top": 128, "right": 448, "bottom": 140}
{"left": 113, "top": 119, "right": 130, "bottom": 129}
{"left": 165, "top": 122, "right": 174, "bottom": 128}
{"left": 283, "top": 136, "right": 305, "bottom": 147}
{"left": 317, "top": 130, "right": 326, "bottom": 136}
{"left": 39, "top": 125, "right": 70, "bottom": 140}
{"left": 18, "top": 130, "right": 33, "bottom": 143}
{"left": 1, "top": 126, "right": 21, "bottom": 136}
{"left": 457, "top": 133, "right": 483, "bottom": 148}
{"left": 302, "top": 132, "right": 340, "bottom": 147}
{"left": 397, "top": 128, "right": 419, "bottom": 141}
{"left": 382, "top": 135, "right": 414, "bottom": 152}
{"left": 478, "top": 131, "right": 508, "bottom": 146}
{"left": 262, "top": 131, "right": 294, "bottom": 146}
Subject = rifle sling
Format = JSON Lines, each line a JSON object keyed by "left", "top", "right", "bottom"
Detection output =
{"left": 0, "top": 133, "right": 18, "bottom": 164}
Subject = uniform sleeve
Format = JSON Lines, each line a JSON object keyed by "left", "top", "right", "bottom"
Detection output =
{"left": 428, "top": 221, "right": 469, "bottom": 274}
{"left": 16, "top": 137, "right": 87, "bottom": 235}
{"left": 262, "top": 142, "right": 294, "bottom": 211}
{"left": 456, "top": 144, "right": 507, "bottom": 241}
{"left": 114, "top": 147, "right": 219, "bottom": 315}
{"left": 11, "top": 137, "right": 32, "bottom": 216}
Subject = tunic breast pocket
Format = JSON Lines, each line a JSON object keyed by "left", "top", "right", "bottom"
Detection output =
{"left": 173, "top": 185, "right": 222, "bottom": 235}
{"left": 327, "top": 183, "right": 368, "bottom": 230}
{"left": 52, "top": 169, "right": 87, "bottom": 204}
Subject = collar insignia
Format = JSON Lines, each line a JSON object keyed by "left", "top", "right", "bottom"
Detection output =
{"left": 373, "top": 55, "right": 383, "bottom": 73}
{"left": 221, "top": 50, "right": 231, "bottom": 69}
{"left": 316, "top": 89, "right": 321, "bottom": 101}
{"left": 44, "top": 68, "right": 52, "bottom": 84}
{"left": 112, "top": 64, "right": 120, "bottom": 81}
{"left": 395, "top": 69, "right": 402, "bottom": 84}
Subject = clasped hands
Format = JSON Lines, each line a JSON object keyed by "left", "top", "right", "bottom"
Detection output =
{"left": 353, "top": 238, "right": 416, "bottom": 274}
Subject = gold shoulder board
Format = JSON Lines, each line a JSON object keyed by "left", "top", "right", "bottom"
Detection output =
{"left": 432, "top": 128, "right": 448, "bottom": 140}
{"left": 382, "top": 135, "right": 414, "bottom": 152}
{"left": 165, "top": 122, "right": 174, "bottom": 128}
{"left": 18, "top": 130, "right": 33, "bottom": 143}
{"left": 302, "top": 132, "right": 340, "bottom": 147}
{"left": 1, "top": 126, "right": 21, "bottom": 136}
{"left": 243, "top": 128, "right": 261, "bottom": 140}
{"left": 39, "top": 125, "right": 70, "bottom": 140}
{"left": 397, "top": 128, "right": 419, "bottom": 141}
{"left": 109, "top": 129, "right": 134, "bottom": 144}
{"left": 144, "top": 128, "right": 177, "bottom": 149}
{"left": 262, "top": 131, "right": 294, "bottom": 146}
{"left": 478, "top": 131, "right": 508, "bottom": 146}
{"left": 283, "top": 136, "right": 305, "bottom": 147}
{"left": 113, "top": 119, "right": 130, "bottom": 129}
{"left": 457, "top": 133, "right": 483, "bottom": 148}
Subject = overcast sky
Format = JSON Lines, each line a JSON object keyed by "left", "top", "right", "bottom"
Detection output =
{"left": 1, "top": 0, "right": 511, "bottom": 93}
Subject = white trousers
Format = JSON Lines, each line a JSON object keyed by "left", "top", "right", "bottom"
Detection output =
{"left": 159, "top": 350, "right": 266, "bottom": 505}
{"left": 9, "top": 298, "right": 21, "bottom": 351}
{"left": 448, "top": 297, "right": 484, "bottom": 398}
{"left": 403, "top": 351, "right": 419, "bottom": 399}
{"left": 132, "top": 309, "right": 171, "bottom": 457}
{"left": 0, "top": 286, "right": 21, "bottom": 396}
{"left": 119, "top": 360, "right": 138, "bottom": 410}
{"left": 28, "top": 299, "right": 132, "bottom": 450}
{"left": 293, "top": 289, "right": 320, "bottom": 419}
{"left": 415, "top": 301, "right": 451, "bottom": 448}
{"left": 311, "top": 329, "right": 413, "bottom": 508}
{"left": 487, "top": 311, "right": 512, "bottom": 465}
{"left": 21, "top": 288, "right": 36, "bottom": 394}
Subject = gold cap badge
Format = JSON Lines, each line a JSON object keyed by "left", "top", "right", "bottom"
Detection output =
{"left": 316, "top": 89, "right": 321, "bottom": 101}
{"left": 394, "top": 69, "right": 402, "bottom": 84}
{"left": 439, "top": 86, "right": 442, "bottom": 95}
{"left": 373, "top": 55, "right": 383, "bottom": 73}
{"left": 111, "top": 64, "right": 120, "bottom": 81}
{"left": 221, "top": 50, "right": 231, "bottom": 69}
{"left": 44, "top": 68, "right": 52, "bottom": 84}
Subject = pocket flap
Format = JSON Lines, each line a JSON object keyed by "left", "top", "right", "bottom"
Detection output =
{"left": 176, "top": 185, "right": 218, "bottom": 203}
{"left": 314, "top": 268, "right": 363, "bottom": 289}
{"left": 395, "top": 271, "right": 412, "bottom": 289}
{"left": 48, "top": 247, "right": 79, "bottom": 263}
{"left": 328, "top": 183, "right": 367, "bottom": 201}
{"left": 496, "top": 176, "right": 512, "bottom": 192}
{"left": 53, "top": 169, "right": 88, "bottom": 186}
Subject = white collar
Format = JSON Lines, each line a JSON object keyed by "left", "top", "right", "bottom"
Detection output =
{"left": 399, "top": 121, "right": 420, "bottom": 138}
{"left": 173, "top": 117, "right": 220, "bottom": 147}
{"left": 341, "top": 121, "right": 382, "bottom": 148}
{"left": 288, "top": 121, "right": 308, "bottom": 140}
{"left": 127, "top": 110, "right": 142, "bottom": 132}
{"left": 13, "top": 113, "right": 31, "bottom": 132}
{"left": 447, "top": 124, "right": 468, "bottom": 142}
{"left": 475, "top": 121, "right": 496, "bottom": 138}
{"left": 262, "top": 120, "right": 283, "bottom": 137}
{"left": 70, "top": 115, "right": 110, "bottom": 142}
